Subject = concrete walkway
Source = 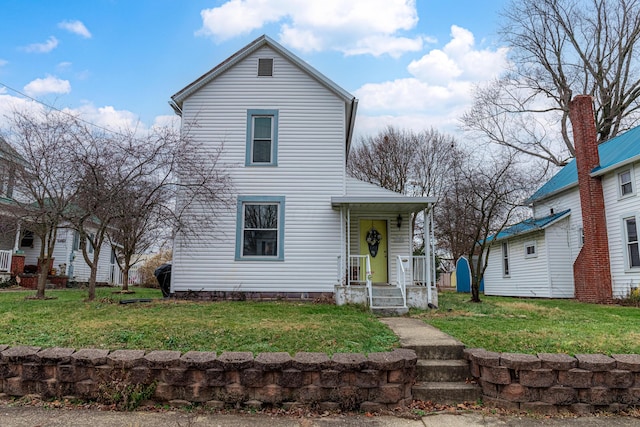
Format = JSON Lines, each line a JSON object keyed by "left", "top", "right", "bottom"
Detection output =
{"left": 379, "top": 317, "right": 464, "bottom": 349}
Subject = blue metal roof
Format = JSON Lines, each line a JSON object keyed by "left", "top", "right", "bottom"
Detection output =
{"left": 487, "top": 209, "right": 571, "bottom": 242}
{"left": 528, "top": 125, "right": 640, "bottom": 203}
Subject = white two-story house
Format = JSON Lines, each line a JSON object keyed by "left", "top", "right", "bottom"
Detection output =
{"left": 168, "top": 35, "right": 437, "bottom": 311}
{"left": 484, "top": 95, "right": 640, "bottom": 302}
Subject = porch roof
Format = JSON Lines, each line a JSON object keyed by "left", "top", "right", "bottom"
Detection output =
{"left": 331, "top": 177, "right": 436, "bottom": 212}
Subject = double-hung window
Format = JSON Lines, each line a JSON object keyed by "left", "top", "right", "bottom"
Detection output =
{"left": 624, "top": 216, "right": 640, "bottom": 268}
{"left": 619, "top": 169, "right": 634, "bottom": 197}
{"left": 246, "top": 110, "right": 278, "bottom": 166}
{"left": 502, "top": 242, "right": 510, "bottom": 276}
{"left": 236, "top": 196, "right": 285, "bottom": 260}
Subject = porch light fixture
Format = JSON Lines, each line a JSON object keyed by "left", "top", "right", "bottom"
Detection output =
{"left": 396, "top": 214, "right": 403, "bottom": 229}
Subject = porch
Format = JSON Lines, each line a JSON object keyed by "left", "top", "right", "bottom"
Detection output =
{"left": 331, "top": 178, "right": 438, "bottom": 313}
{"left": 335, "top": 254, "right": 438, "bottom": 314}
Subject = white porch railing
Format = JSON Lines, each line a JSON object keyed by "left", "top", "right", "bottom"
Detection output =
{"left": 0, "top": 250, "right": 12, "bottom": 273}
{"left": 412, "top": 255, "right": 427, "bottom": 285}
{"left": 412, "top": 255, "right": 435, "bottom": 306}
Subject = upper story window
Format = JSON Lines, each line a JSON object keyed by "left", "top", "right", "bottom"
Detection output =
{"left": 502, "top": 242, "right": 510, "bottom": 277}
{"left": 257, "top": 58, "right": 274, "bottom": 77}
{"left": 619, "top": 169, "right": 634, "bottom": 197}
{"left": 624, "top": 216, "right": 640, "bottom": 268}
{"left": 246, "top": 110, "right": 278, "bottom": 166}
{"left": 235, "top": 196, "right": 285, "bottom": 261}
{"left": 524, "top": 240, "right": 537, "bottom": 258}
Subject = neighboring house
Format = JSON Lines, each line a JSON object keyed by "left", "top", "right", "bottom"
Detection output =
{"left": 18, "top": 226, "right": 119, "bottom": 284}
{"left": 484, "top": 95, "right": 639, "bottom": 302}
{"left": 0, "top": 136, "right": 120, "bottom": 284}
{"left": 169, "top": 35, "right": 437, "bottom": 309}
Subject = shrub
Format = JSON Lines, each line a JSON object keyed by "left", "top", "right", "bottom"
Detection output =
{"left": 137, "top": 251, "right": 172, "bottom": 288}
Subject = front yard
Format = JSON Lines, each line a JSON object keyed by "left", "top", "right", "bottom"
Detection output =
{"left": 416, "top": 292, "right": 640, "bottom": 355}
{"left": 0, "top": 287, "right": 398, "bottom": 355}
{"left": 2, "top": 288, "right": 639, "bottom": 356}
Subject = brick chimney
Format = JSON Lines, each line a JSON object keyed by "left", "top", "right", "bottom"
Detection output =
{"left": 570, "top": 95, "right": 612, "bottom": 303}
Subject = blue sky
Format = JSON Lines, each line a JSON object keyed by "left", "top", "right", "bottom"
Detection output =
{"left": 0, "top": 0, "right": 510, "bottom": 137}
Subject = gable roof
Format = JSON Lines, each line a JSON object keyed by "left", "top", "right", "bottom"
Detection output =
{"left": 528, "top": 125, "right": 640, "bottom": 203}
{"left": 169, "top": 35, "right": 358, "bottom": 152}
{"left": 487, "top": 209, "right": 571, "bottom": 242}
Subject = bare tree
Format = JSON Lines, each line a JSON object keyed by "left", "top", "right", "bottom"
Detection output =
{"left": 348, "top": 126, "right": 417, "bottom": 194}
{"left": 349, "top": 126, "right": 463, "bottom": 249}
{"left": 106, "top": 127, "right": 231, "bottom": 292}
{"left": 4, "top": 109, "right": 85, "bottom": 299}
{"left": 434, "top": 150, "right": 538, "bottom": 302}
{"left": 463, "top": 0, "right": 640, "bottom": 166}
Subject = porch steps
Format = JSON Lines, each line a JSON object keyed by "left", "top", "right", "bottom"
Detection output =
{"left": 380, "top": 318, "right": 481, "bottom": 405}
{"left": 370, "top": 285, "right": 407, "bottom": 315}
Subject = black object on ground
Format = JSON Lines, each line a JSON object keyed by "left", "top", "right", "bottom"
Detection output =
{"left": 119, "top": 298, "right": 153, "bottom": 304}
{"left": 154, "top": 263, "right": 172, "bottom": 298}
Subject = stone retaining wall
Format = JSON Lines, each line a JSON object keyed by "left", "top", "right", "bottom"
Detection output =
{"left": 0, "top": 345, "right": 417, "bottom": 411}
{"left": 464, "top": 348, "right": 640, "bottom": 413}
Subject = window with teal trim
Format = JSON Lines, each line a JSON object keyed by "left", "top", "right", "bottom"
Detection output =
{"left": 236, "top": 196, "right": 285, "bottom": 260}
{"left": 246, "top": 110, "right": 278, "bottom": 166}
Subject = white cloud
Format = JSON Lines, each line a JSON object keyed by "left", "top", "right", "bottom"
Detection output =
{"left": 23, "top": 36, "right": 59, "bottom": 53}
{"left": 23, "top": 76, "right": 71, "bottom": 97}
{"left": 58, "top": 20, "right": 92, "bottom": 38}
{"left": 353, "top": 25, "right": 510, "bottom": 136}
{"left": 0, "top": 59, "right": 7, "bottom": 67}
{"left": 197, "top": 0, "right": 423, "bottom": 57}
{"left": 57, "top": 62, "right": 73, "bottom": 71}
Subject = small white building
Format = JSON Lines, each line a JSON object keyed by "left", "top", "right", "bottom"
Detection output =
{"left": 169, "top": 35, "right": 437, "bottom": 311}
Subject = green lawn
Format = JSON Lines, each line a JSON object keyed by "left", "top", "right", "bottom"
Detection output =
{"left": 0, "top": 287, "right": 398, "bottom": 355}
{"left": 414, "top": 292, "right": 640, "bottom": 355}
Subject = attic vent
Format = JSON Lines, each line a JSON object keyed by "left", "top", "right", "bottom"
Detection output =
{"left": 258, "top": 58, "right": 273, "bottom": 76}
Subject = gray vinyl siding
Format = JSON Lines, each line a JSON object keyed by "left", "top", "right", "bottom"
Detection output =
{"left": 484, "top": 232, "right": 551, "bottom": 297}
{"left": 544, "top": 218, "right": 575, "bottom": 297}
{"left": 602, "top": 162, "right": 640, "bottom": 297}
{"left": 172, "top": 46, "right": 347, "bottom": 293}
{"left": 486, "top": 189, "right": 580, "bottom": 298}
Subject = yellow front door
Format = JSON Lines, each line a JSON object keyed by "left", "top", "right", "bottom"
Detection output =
{"left": 359, "top": 219, "right": 388, "bottom": 283}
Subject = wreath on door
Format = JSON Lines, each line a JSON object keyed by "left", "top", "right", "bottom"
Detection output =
{"left": 366, "top": 227, "right": 382, "bottom": 257}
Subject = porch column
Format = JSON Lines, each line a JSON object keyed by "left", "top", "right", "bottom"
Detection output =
{"left": 13, "top": 222, "right": 21, "bottom": 252}
{"left": 424, "top": 208, "right": 433, "bottom": 304}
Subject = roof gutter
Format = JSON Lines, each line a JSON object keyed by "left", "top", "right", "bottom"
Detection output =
{"left": 169, "top": 100, "right": 182, "bottom": 117}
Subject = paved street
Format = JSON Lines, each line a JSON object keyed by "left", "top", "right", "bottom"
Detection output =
{"left": 1, "top": 405, "right": 639, "bottom": 427}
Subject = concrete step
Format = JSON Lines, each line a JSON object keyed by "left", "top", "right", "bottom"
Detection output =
{"left": 378, "top": 318, "right": 466, "bottom": 360}
{"left": 416, "top": 359, "right": 472, "bottom": 382}
{"left": 412, "top": 381, "right": 481, "bottom": 404}
{"left": 405, "top": 343, "right": 465, "bottom": 360}
{"left": 371, "top": 306, "right": 409, "bottom": 316}
{"left": 371, "top": 296, "right": 404, "bottom": 307}
{"left": 370, "top": 287, "right": 403, "bottom": 297}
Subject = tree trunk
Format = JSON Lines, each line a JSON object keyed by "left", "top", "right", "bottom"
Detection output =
{"left": 122, "top": 268, "right": 129, "bottom": 292}
{"left": 471, "top": 280, "right": 481, "bottom": 303}
{"left": 87, "top": 266, "right": 97, "bottom": 301}
{"left": 35, "top": 257, "right": 49, "bottom": 299}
